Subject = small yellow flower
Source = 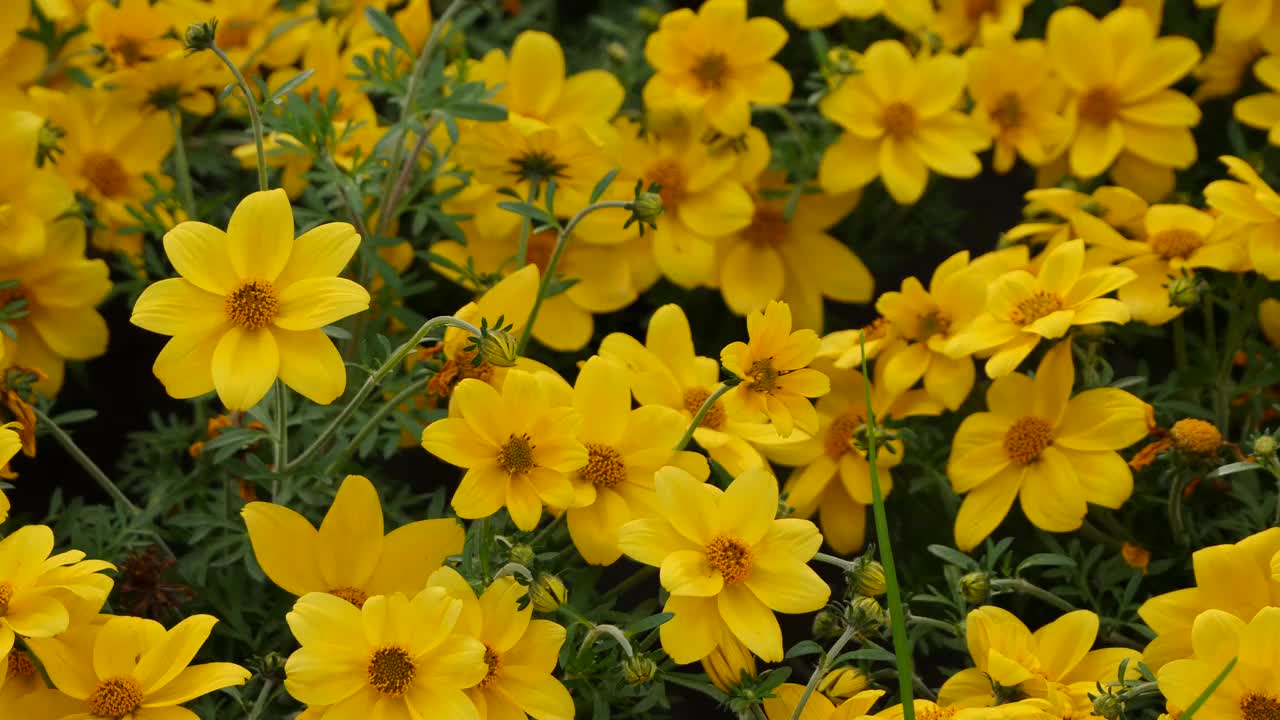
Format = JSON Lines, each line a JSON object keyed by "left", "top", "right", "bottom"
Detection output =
{"left": 819, "top": 39, "right": 988, "bottom": 205}
{"left": 783, "top": 0, "right": 933, "bottom": 31}
{"left": 85, "top": 0, "right": 183, "bottom": 70}
{"left": 617, "top": 466, "right": 830, "bottom": 663}
{"left": 1159, "top": 608, "right": 1280, "bottom": 720}
{"left": 1004, "top": 185, "right": 1148, "bottom": 254}
{"left": 643, "top": 0, "right": 791, "bottom": 135}
{"left": 966, "top": 36, "right": 1070, "bottom": 174}
{"left": 421, "top": 369, "right": 587, "bottom": 531}
{"left": 100, "top": 49, "right": 224, "bottom": 116}
{"left": 0, "top": 111, "right": 76, "bottom": 266}
{"left": 1197, "top": 0, "right": 1278, "bottom": 42}
{"left": 130, "top": 189, "right": 371, "bottom": 410}
{"left": 242, "top": 474, "right": 464, "bottom": 607}
{"left": 932, "top": 0, "right": 1033, "bottom": 49}
{"left": 819, "top": 667, "right": 870, "bottom": 702}
{"left": 722, "top": 301, "right": 831, "bottom": 438}
{"left": 946, "top": 341, "right": 1151, "bottom": 550}
{"left": 1194, "top": 39, "right": 1264, "bottom": 102}
{"left": 944, "top": 240, "right": 1135, "bottom": 377}
{"left": 1204, "top": 155, "right": 1280, "bottom": 279}
{"left": 762, "top": 683, "right": 885, "bottom": 720}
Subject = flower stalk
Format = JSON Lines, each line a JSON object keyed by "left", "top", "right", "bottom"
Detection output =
{"left": 673, "top": 380, "right": 737, "bottom": 452}
{"left": 209, "top": 40, "right": 268, "bottom": 192}
{"left": 34, "top": 405, "right": 140, "bottom": 515}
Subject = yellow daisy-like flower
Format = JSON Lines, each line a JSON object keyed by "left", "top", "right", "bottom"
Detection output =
{"left": 816, "top": 317, "right": 900, "bottom": 372}
{"left": 643, "top": 0, "right": 791, "bottom": 136}
{"left": 1204, "top": 155, "right": 1280, "bottom": 279}
{"left": 1138, "top": 527, "right": 1280, "bottom": 670}
{"left": 617, "top": 466, "right": 830, "bottom": 663}
{"left": 1197, "top": 0, "right": 1277, "bottom": 42}
{"left": 85, "top": 0, "right": 182, "bottom": 71}
{"left": 1195, "top": 39, "right": 1265, "bottom": 102}
{"left": 944, "top": 239, "right": 1135, "bottom": 377}
{"left": 966, "top": 36, "right": 1070, "bottom": 174}
{"left": 0, "top": 647, "right": 43, "bottom": 706}
{"left": 722, "top": 301, "right": 831, "bottom": 438}
{"left": 263, "top": 22, "right": 375, "bottom": 122}
{"left": 763, "top": 683, "right": 884, "bottom": 720}
{"left": 421, "top": 369, "right": 586, "bottom": 531}
{"left": 565, "top": 356, "right": 708, "bottom": 566}
{"left": 0, "top": 422, "right": 20, "bottom": 523}
{"left": 283, "top": 589, "right": 487, "bottom": 719}
{"left": 1235, "top": 56, "right": 1280, "bottom": 145}
{"left": 819, "top": 39, "right": 987, "bottom": 205}
{"left": 1004, "top": 186, "right": 1148, "bottom": 255}
{"left": 599, "top": 304, "right": 775, "bottom": 476}
{"left": 0, "top": 111, "right": 76, "bottom": 266}
{"left": 23, "top": 614, "right": 250, "bottom": 720}
{"left": 1045, "top": 7, "right": 1201, "bottom": 179}
{"left": 428, "top": 568, "right": 573, "bottom": 720}
{"left": 242, "top": 474, "right": 464, "bottom": 607}
{"left": 130, "top": 188, "right": 371, "bottom": 411}
{"left": 945, "top": 341, "right": 1151, "bottom": 551}
{"left": 933, "top": 0, "right": 1033, "bottom": 49}
{"left": 1159, "top": 608, "right": 1280, "bottom": 720}
{"left": 939, "top": 606, "right": 1139, "bottom": 720}
{"left": 783, "top": 0, "right": 933, "bottom": 31}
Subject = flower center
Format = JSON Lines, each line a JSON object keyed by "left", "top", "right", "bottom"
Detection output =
{"left": 881, "top": 102, "right": 918, "bottom": 140}
{"left": 705, "top": 535, "right": 752, "bottom": 584}
{"left": 0, "top": 580, "right": 14, "bottom": 615}
{"left": 328, "top": 586, "right": 369, "bottom": 608}
{"left": 87, "top": 677, "right": 145, "bottom": 719}
{"left": 509, "top": 150, "right": 567, "bottom": 186}
{"left": 1243, "top": 694, "right": 1280, "bottom": 720}
{"left": 692, "top": 52, "right": 730, "bottom": 90}
{"left": 683, "top": 387, "right": 726, "bottom": 430}
{"left": 915, "top": 310, "right": 952, "bottom": 340}
{"left": 7, "top": 650, "right": 35, "bottom": 681}
{"left": 965, "top": 0, "right": 996, "bottom": 21}
{"left": 367, "top": 645, "right": 416, "bottom": 697}
{"left": 82, "top": 152, "right": 130, "bottom": 199}
{"left": 1003, "top": 416, "right": 1054, "bottom": 464}
{"left": 1149, "top": 228, "right": 1204, "bottom": 260}
{"left": 920, "top": 705, "right": 960, "bottom": 720}
{"left": 110, "top": 36, "right": 146, "bottom": 66}
{"left": 991, "top": 93, "right": 1023, "bottom": 130}
{"left": 646, "top": 160, "right": 687, "bottom": 208}
{"left": 746, "top": 359, "right": 780, "bottom": 394}
{"left": 1078, "top": 87, "right": 1120, "bottom": 126}
{"left": 498, "top": 433, "right": 535, "bottom": 474}
{"left": 224, "top": 280, "right": 280, "bottom": 330}
{"left": 743, "top": 206, "right": 788, "bottom": 248}
{"left": 824, "top": 412, "right": 861, "bottom": 459}
{"left": 1009, "top": 291, "right": 1063, "bottom": 326}
{"left": 1169, "top": 418, "right": 1223, "bottom": 455}
{"left": 582, "top": 443, "right": 626, "bottom": 489}
{"left": 478, "top": 645, "right": 503, "bottom": 688}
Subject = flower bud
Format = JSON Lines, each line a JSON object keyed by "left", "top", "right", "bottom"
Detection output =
{"left": 818, "top": 667, "right": 869, "bottom": 701}
{"left": 606, "top": 41, "right": 628, "bottom": 64}
{"left": 632, "top": 192, "right": 664, "bottom": 224}
{"left": 846, "top": 596, "right": 885, "bottom": 635}
{"left": 508, "top": 543, "right": 536, "bottom": 567}
{"left": 1254, "top": 434, "right": 1277, "bottom": 456}
{"left": 812, "top": 608, "right": 844, "bottom": 640}
{"left": 1167, "top": 274, "right": 1202, "bottom": 308}
{"left": 848, "top": 556, "right": 886, "bottom": 597}
{"left": 960, "top": 571, "right": 991, "bottom": 605}
{"left": 700, "top": 637, "right": 756, "bottom": 692}
{"left": 529, "top": 574, "right": 567, "bottom": 613}
{"left": 623, "top": 655, "right": 658, "bottom": 687}
{"left": 1092, "top": 692, "right": 1124, "bottom": 720}
{"left": 474, "top": 327, "right": 519, "bottom": 368}
{"left": 36, "top": 122, "right": 65, "bottom": 167}
{"left": 183, "top": 19, "right": 218, "bottom": 52}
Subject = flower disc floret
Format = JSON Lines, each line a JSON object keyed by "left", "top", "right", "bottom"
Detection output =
{"left": 705, "top": 535, "right": 753, "bottom": 584}
{"left": 329, "top": 586, "right": 370, "bottom": 608}
{"left": 1242, "top": 694, "right": 1280, "bottom": 720}
{"left": 1004, "top": 416, "right": 1054, "bottom": 464}
{"left": 683, "top": 387, "right": 726, "bottom": 429}
{"left": 225, "top": 280, "right": 279, "bottom": 330}
{"left": 1170, "top": 418, "right": 1223, "bottom": 455}
{"left": 498, "top": 433, "right": 536, "bottom": 474}
{"left": 88, "top": 677, "right": 145, "bottom": 718}
{"left": 367, "top": 646, "right": 417, "bottom": 697}
{"left": 582, "top": 444, "right": 626, "bottom": 488}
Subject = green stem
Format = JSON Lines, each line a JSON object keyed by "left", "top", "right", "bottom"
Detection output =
{"left": 990, "top": 578, "right": 1075, "bottom": 612}
{"left": 325, "top": 375, "right": 430, "bottom": 475}
{"left": 515, "top": 200, "right": 633, "bottom": 355}
{"left": 245, "top": 678, "right": 276, "bottom": 720}
{"left": 168, "top": 108, "right": 197, "bottom": 219}
{"left": 673, "top": 381, "right": 735, "bottom": 451}
{"left": 273, "top": 382, "right": 288, "bottom": 469}
{"left": 812, "top": 552, "right": 856, "bottom": 571}
{"left": 210, "top": 42, "right": 268, "bottom": 192}
{"left": 1181, "top": 657, "right": 1237, "bottom": 720}
{"left": 375, "top": 112, "right": 442, "bottom": 238}
{"left": 285, "top": 315, "right": 482, "bottom": 471}
{"left": 788, "top": 624, "right": 857, "bottom": 720}
{"left": 34, "top": 406, "right": 139, "bottom": 514}
{"left": 1173, "top": 316, "right": 1188, "bottom": 373}
{"left": 907, "top": 614, "right": 958, "bottom": 635}
{"left": 478, "top": 516, "right": 493, "bottom": 582}
{"left": 514, "top": 182, "right": 539, "bottom": 269}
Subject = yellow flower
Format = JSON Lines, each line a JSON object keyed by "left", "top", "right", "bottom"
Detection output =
{"left": 819, "top": 40, "right": 987, "bottom": 205}
{"left": 23, "top": 614, "right": 250, "bottom": 719}
{"left": 242, "top": 474, "right": 464, "bottom": 607}
{"left": 757, "top": 362, "right": 941, "bottom": 553}
{"left": 783, "top": 0, "right": 933, "bottom": 31}
{"left": 0, "top": 647, "right": 43, "bottom": 706}
{"left": 0, "top": 111, "right": 76, "bottom": 266}
{"left": 858, "top": 698, "right": 1054, "bottom": 720}
{"left": 0, "top": 524, "right": 114, "bottom": 661}
{"left": 85, "top": 0, "right": 183, "bottom": 71}
{"left": 1197, "top": 0, "right": 1277, "bottom": 42}
{"left": 421, "top": 369, "right": 586, "bottom": 531}
{"left": 283, "top": 589, "right": 487, "bottom": 719}
{"left": 565, "top": 356, "right": 708, "bottom": 565}
{"left": 0, "top": 422, "right": 20, "bottom": 522}
{"left": 933, "top": 0, "right": 1032, "bottom": 49}
{"left": 943, "top": 240, "right": 1135, "bottom": 377}
{"left": 1205, "top": 156, "right": 1280, "bottom": 279}
{"left": 598, "top": 303, "right": 775, "bottom": 476}
{"left": 763, "top": 683, "right": 885, "bottom": 720}
{"left": 1046, "top": 7, "right": 1201, "bottom": 179}
{"left": 946, "top": 340, "right": 1151, "bottom": 550}
{"left": 1194, "top": 38, "right": 1264, "bottom": 102}
{"left": 101, "top": 49, "right": 224, "bottom": 116}
{"left": 1138, "top": 527, "right": 1280, "bottom": 670}
{"left": 939, "top": 606, "right": 1139, "bottom": 719}
{"left": 817, "top": 317, "right": 901, "bottom": 371}
{"left": 1160, "top": 608, "right": 1280, "bottom": 720}
{"left": 617, "top": 466, "right": 830, "bottom": 663}
{"left": 722, "top": 301, "right": 831, "bottom": 437}
{"left": 130, "top": 188, "right": 371, "bottom": 410}
{"left": 261, "top": 22, "right": 375, "bottom": 122}
{"left": 1237, "top": 55, "right": 1280, "bottom": 146}
{"left": 643, "top": 0, "right": 791, "bottom": 136}
{"left": 1004, "top": 186, "right": 1148, "bottom": 254}
{"left": 427, "top": 568, "right": 573, "bottom": 720}
{"left": 0, "top": 217, "right": 111, "bottom": 396}
{"left": 876, "top": 248, "right": 1029, "bottom": 409}
{"left": 966, "top": 37, "right": 1070, "bottom": 174}
{"left": 456, "top": 120, "right": 610, "bottom": 214}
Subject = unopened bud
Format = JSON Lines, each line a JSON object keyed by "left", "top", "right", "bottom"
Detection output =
{"left": 848, "top": 556, "right": 886, "bottom": 597}
{"left": 846, "top": 596, "right": 885, "bottom": 635}
{"left": 509, "top": 543, "right": 536, "bottom": 567}
{"left": 818, "top": 667, "right": 869, "bottom": 701}
{"left": 474, "top": 327, "right": 519, "bottom": 367}
{"left": 635, "top": 7, "right": 661, "bottom": 26}
{"left": 960, "top": 571, "right": 991, "bottom": 605}
{"left": 701, "top": 637, "right": 756, "bottom": 692}
{"left": 824, "top": 47, "right": 860, "bottom": 84}
{"left": 812, "top": 608, "right": 844, "bottom": 640}
{"left": 623, "top": 654, "right": 658, "bottom": 686}
{"left": 1255, "top": 434, "right": 1278, "bottom": 456}
{"left": 1167, "top": 274, "right": 1202, "bottom": 308}
{"left": 1093, "top": 692, "right": 1124, "bottom": 720}
{"left": 183, "top": 19, "right": 218, "bottom": 52}
{"left": 530, "top": 574, "right": 567, "bottom": 613}
{"left": 633, "top": 192, "right": 663, "bottom": 223}
{"left": 36, "top": 122, "right": 65, "bottom": 167}
{"left": 606, "top": 41, "right": 628, "bottom": 64}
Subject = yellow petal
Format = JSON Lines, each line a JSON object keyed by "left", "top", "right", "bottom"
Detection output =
{"left": 573, "top": 356, "right": 631, "bottom": 446}
{"left": 656, "top": 466, "right": 720, "bottom": 545}
{"left": 227, "top": 188, "right": 294, "bottom": 282}
{"left": 131, "top": 278, "right": 225, "bottom": 337}
{"left": 617, "top": 517, "right": 702, "bottom": 567}
{"left": 211, "top": 327, "right": 279, "bottom": 411}
{"left": 274, "top": 222, "right": 361, "bottom": 289}
{"left": 142, "top": 663, "right": 251, "bottom": 707}
{"left": 153, "top": 331, "right": 221, "bottom": 400}
{"left": 316, "top": 475, "right": 384, "bottom": 591}
{"left": 1054, "top": 388, "right": 1150, "bottom": 451}
{"left": 1031, "top": 610, "right": 1098, "bottom": 681}
{"left": 503, "top": 618, "right": 567, "bottom": 675}
{"left": 135, "top": 615, "right": 219, "bottom": 694}
{"left": 659, "top": 594, "right": 721, "bottom": 664}
{"left": 745, "top": 562, "right": 829, "bottom": 614}
{"left": 275, "top": 277, "right": 371, "bottom": 331}
{"left": 954, "top": 465, "right": 1021, "bottom": 552}
{"left": 163, "top": 222, "right": 239, "bottom": 295}
{"left": 276, "top": 328, "right": 346, "bottom": 405}
{"left": 661, "top": 549, "right": 724, "bottom": 597}
{"left": 365, "top": 519, "right": 465, "bottom": 597}
{"left": 1018, "top": 447, "right": 1087, "bottom": 532}
{"left": 718, "top": 583, "right": 783, "bottom": 662}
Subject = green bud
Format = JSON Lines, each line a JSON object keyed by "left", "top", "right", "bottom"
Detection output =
{"left": 633, "top": 192, "right": 663, "bottom": 223}
{"left": 960, "top": 571, "right": 991, "bottom": 605}
{"left": 36, "top": 122, "right": 65, "bottom": 167}
{"left": 530, "top": 574, "right": 568, "bottom": 613}
{"left": 812, "top": 608, "right": 844, "bottom": 640}
{"left": 1167, "top": 273, "right": 1202, "bottom": 308}
{"left": 1254, "top": 434, "right": 1277, "bottom": 456}
{"left": 848, "top": 556, "right": 886, "bottom": 597}
{"left": 474, "top": 327, "right": 519, "bottom": 367}
{"left": 606, "top": 41, "right": 628, "bottom": 64}
{"left": 846, "top": 596, "right": 885, "bottom": 635}
{"left": 508, "top": 544, "right": 536, "bottom": 567}
{"left": 1092, "top": 692, "right": 1124, "bottom": 720}
{"left": 183, "top": 19, "right": 218, "bottom": 52}
{"left": 623, "top": 655, "right": 658, "bottom": 687}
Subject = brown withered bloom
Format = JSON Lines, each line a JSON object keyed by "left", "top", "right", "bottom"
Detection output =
{"left": 116, "top": 546, "right": 195, "bottom": 620}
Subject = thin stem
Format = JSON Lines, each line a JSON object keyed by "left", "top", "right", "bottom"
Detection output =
{"left": 325, "top": 375, "right": 430, "bottom": 475}
{"left": 285, "top": 315, "right": 481, "bottom": 471}
{"left": 990, "top": 577, "right": 1076, "bottom": 612}
{"left": 245, "top": 678, "right": 276, "bottom": 720}
{"left": 273, "top": 382, "right": 288, "bottom": 469}
{"left": 375, "top": 113, "right": 442, "bottom": 238}
{"left": 907, "top": 614, "right": 957, "bottom": 635}
{"left": 812, "top": 552, "right": 856, "bottom": 571}
{"left": 478, "top": 516, "right": 493, "bottom": 582}
{"left": 168, "top": 108, "right": 197, "bottom": 219}
{"left": 673, "top": 382, "right": 735, "bottom": 451}
{"left": 210, "top": 42, "right": 268, "bottom": 191}
{"left": 34, "top": 406, "right": 139, "bottom": 514}
{"left": 788, "top": 624, "right": 857, "bottom": 720}
{"left": 514, "top": 181, "right": 539, "bottom": 268}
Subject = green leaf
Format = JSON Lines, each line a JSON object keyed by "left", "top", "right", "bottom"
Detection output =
{"left": 269, "top": 68, "right": 316, "bottom": 102}
{"left": 832, "top": 646, "right": 897, "bottom": 664}
{"left": 498, "top": 201, "right": 555, "bottom": 226}
{"left": 1208, "top": 461, "right": 1260, "bottom": 479}
{"left": 627, "top": 612, "right": 673, "bottom": 634}
{"left": 364, "top": 7, "right": 412, "bottom": 54}
{"left": 927, "top": 544, "right": 979, "bottom": 570}
{"left": 589, "top": 168, "right": 619, "bottom": 203}
{"left": 447, "top": 102, "right": 508, "bottom": 122}
{"left": 1017, "top": 553, "right": 1077, "bottom": 574}
{"left": 784, "top": 640, "right": 823, "bottom": 659}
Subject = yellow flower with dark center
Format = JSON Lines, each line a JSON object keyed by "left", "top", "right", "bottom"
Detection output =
{"left": 1205, "top": 156, "right": 1280, "bottom": 279}
{"left": 939, "top": 606, "right": 1138, "bottom": 720}
{"left": 945, "top": 341, "right": 1151, "bottom": 550}
{"left": 261, "top": 22, "right": 375, "bottom": 122}
{"left": 0, "top": 423, "right": 20, "bottom": 523}
{"left": 564, "top": 356, "right": 708, "bottom": 565}
{"left": 421, "top": 369, "right": 587, "bottom": 531}
{"left": 762, "top": 683, "right": 885, "bottom": 720}
{"left": 617, "top": 466, "right": 830, "bottom": 663}
{"left": 932, "top": 0, "right": 1032, "bottom": 49}
{"left": 85, "top": 0, "right": 183, "bottom": 70}
{"left": 643, "top": 0, "right": 791, "bottom": 135}
{"left": 783, "top": 0, "right": 933, "bottom": 31}
{"left": 23, "top": 614, "right": 249, "bottom": 719}
{"left": 0, "top": 647, "right": 42, "bottom": 706}
{"left": 722, "top": 301, "right": 831, "bottom": 438}
{"left": 1046, "top": 7, "right": 1201, "bottom": 179}
{"left": 966, "top": 36, "right": 1070, "bottom": 174}
{"left": 0, "top": 111, "right": 76, "bottom": 267}
{"left": 944, "top": 240, "right": 1136, "bottom": 377}
{"left": 100, "top": 49, "right": 224, "bottom": 117}
{"left": 428, "top": 568, "right": 573, "bottom": 720}
{"left": 283, "top": 589, "right": 487, "bottom": 718}
{"left": 1004, "top": 185, "right": 1148, "bottom": 255}
{"left": 817, "top": 317, "right": 901, "bottom": 371}
{"left": 1159, "top": 608, "right": 1280, "bottom": 720}
{"left": 1138, "top": 527, "right": 1280, "bottom": 670}
{"left": 819, "top": 40, "right": 988, "bottom": 205}
{"left": 130, "top": 188, "right": 370, "bottom": 410}
{"left": 242, "top": 474, "right": 464, "bottom": 607}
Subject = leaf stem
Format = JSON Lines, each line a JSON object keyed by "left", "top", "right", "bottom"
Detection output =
{"left": 245, "top": 678, "right": 276, "bottom": 720}
{"left": 210, "top": 41, "right": 268, "bottom": 192}
{"left": 989, "top": 577, "right": 1075, "bottom": 612}
{"left": 273, "top": 381, "right": 288, "bottom": 469}
{"left": 325, "top": 375, "right": 430, "bottom": 475}
{"left": 167, "top": 108, "right": 197, "bottom": 219}
{"left": 34, "top": 405, "right": 139, "bottom": 514}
